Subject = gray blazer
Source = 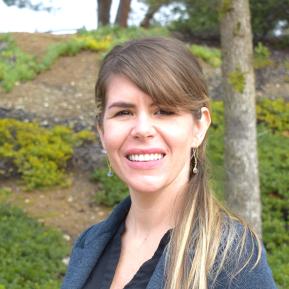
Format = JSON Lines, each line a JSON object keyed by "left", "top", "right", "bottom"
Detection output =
{"left": 61, "top": 197, "right": 277, "bottom": 289}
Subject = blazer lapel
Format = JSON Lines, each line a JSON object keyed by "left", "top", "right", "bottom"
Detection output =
{"left": 61, "top": 232, "right": 111, "bottom": 289}
{"left": 61, "top": 197, "right": 132, "bottom": 289}
{"left": 146, "top": 252, "right": 167, "bottom": 289}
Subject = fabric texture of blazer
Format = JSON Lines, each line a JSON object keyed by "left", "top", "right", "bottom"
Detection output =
{"left": 61, "top": 197, "right": 277, "bottom": 289}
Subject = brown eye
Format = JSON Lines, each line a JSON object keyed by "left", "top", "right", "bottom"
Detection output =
{"left": 155, "top": 109, "right": 175, "bottom": 116}
{"left": 115, "top": 110, "right": 132, "bottom": 117}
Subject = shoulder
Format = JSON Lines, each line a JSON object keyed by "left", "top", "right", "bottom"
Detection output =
{"left": 211, "top": 219, "right": 277, "bottom": 289}
{"left": 72, "top": 196, "right": 131, "bottom": 249}
{"left": 73, "top": 221, "right": 106, "bottom": 249}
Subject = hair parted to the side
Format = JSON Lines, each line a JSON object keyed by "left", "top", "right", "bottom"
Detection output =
{"left": 95, "top": 37, "right": 261, "bottom": 289}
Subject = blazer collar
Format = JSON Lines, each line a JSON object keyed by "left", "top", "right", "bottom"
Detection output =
{"left": 61, "top": 197, "right": 131, "bottom": 289}
{"left": 61, "top": 196, "right": 168, "bottom": 289}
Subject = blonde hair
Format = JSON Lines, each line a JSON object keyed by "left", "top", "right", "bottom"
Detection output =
{"left": 95, "top": 37, "right": 261, "bottom": 289}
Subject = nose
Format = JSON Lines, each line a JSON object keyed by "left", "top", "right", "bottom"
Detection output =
{"left": 131, "top": 113, "right": 155, "bottom": 139}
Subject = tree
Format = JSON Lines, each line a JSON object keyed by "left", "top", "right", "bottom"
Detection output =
{"left": 3, "top": 0, "right": 52, "bottom": 11}
{"left": 140, "top": 0, "right": 171, "bottom": 28}
{"left": 97, "top": 0, "right": 112, "bottom": 27}
{"left": 172, "top": 0, "right": 289, "bottom": 41}
{"left": 115, "top": 0, "right": 131, "bottom": 27}
{"left": 220, "top": 0, "right": 261, "bottom": 235}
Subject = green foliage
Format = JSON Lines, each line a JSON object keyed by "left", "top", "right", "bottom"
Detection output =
{"left": 170, "top": 0, "right": 289, "bottom": 42}
{"left": 0, "top": 27, "right": 169, "bottom": 91}
{"left": 0, "top": 119, "right": 95, "bottom": 189}
{"left": 0, "top": 203, "right": 69, "bottom": 289}
{"left": 0, "top": 34, "right": 39, "bottom": 92}
{"left": 227, "top": 69, "right": 245, "bottom": 93}
{"left": 170, "top": 0, "right": 219, "bottom": 39}
{"left": 256, "top": 98, "right": 289, "bottom": 133}
{"left": 208, "top": 99, "right": 289, "bottom": 288}
{"left": 189, "top": 44, "right": 221, "bottom": 67}
{"left": 91, "top": 168, "right": 128, "bottom": 207}
{"left": 254, "top": 42, "right": 272, "bottom": 69}
{"left": 0, "top": 187, "right": 12, "bottom": 202}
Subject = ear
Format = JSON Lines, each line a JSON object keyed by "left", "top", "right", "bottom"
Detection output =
{"left": 97, "top": 123, "right": 106, "bottom": 151}
{"left": 191, "top": 107, "right": 211, "bottom": 147}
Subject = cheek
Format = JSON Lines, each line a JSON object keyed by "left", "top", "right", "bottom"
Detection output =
{"left": 102, "top": 123, "right": 126, "bottom": 150}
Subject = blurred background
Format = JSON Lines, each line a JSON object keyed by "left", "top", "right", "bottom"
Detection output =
{"left": 0, "top": 1, "right": 288, "bottom": 289}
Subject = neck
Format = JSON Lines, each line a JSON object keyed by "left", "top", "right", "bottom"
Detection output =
{"left": 126, "top": 183, "right": 187, "bottom": 236}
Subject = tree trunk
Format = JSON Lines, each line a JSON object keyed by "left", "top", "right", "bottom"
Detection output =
{"left": 220, "top": 0, "right": 262, "bottom": 236}
{"left": 140, "top": 3, "right": 162, "bottom": 28}
{"left": 115, "top": 0, "right": 131, "bottom": 27}
{"left": 97, "top": 0, "right": 112, "bottom": 27}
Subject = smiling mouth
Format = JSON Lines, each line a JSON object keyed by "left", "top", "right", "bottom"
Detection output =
{"left": 127, "top": 153, "right": 165, "bottom": 162}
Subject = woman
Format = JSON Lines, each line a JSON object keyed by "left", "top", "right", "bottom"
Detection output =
{"left": 61, "top": 37, "right": 276, "bottom": 289}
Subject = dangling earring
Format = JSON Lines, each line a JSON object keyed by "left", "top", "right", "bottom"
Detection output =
{"left": 106, "top": 158, "right": 113, "bottom": 177}
{"left": 102, "top": 149, "right": 113, "bottom": 177}
{"left": 192, "top": 148, "right": 199, "bottom": 175}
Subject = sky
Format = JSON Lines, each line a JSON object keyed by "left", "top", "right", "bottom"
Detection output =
{"left": 0, "top": 0, "right": 149, "bottom": 34}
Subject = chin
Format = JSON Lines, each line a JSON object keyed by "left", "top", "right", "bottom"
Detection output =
{"left": 126, "top": 176, "right": 167, "bottom": 195}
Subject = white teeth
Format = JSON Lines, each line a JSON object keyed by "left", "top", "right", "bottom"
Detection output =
{"left": 128, "top": 153, "right": 164, "bottom": 162}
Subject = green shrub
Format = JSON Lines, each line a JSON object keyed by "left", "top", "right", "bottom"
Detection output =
{"left": 257, "top": 98, "right": 289, "bottom": 133}
{"left": 189, "top": 44, "right": 221, "bottom": 67}
{"left": 0, "top": 34, "right": 39, "bottom": 92}
{"left": 0, "top": 203, "right": 69, "bottom": 289}
{"left": 254, "top": 42, "right": 272, "bottom": 69}
{"left": 0, "top": 27, "right": 169, "bottom": 91}
{"left": 0, "top": 119, "right": 95, "bottom": 189}
{"left": 92, "top": 168, "right": 128, "bottom": 207}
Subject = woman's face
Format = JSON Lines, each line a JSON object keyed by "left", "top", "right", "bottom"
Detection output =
{"left": 98, "top": 75, "right": 210, "bottom": 195}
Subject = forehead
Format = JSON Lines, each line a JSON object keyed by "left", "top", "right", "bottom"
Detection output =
{"left": 105, "top": 74, "right": 154, "bottom": 106}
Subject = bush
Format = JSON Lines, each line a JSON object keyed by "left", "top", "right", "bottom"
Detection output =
{"left": 91, "top": 168, "right": 128, "bottom": 207}
{"left": 0, "top": 203, "right": 69, "bottom": 289}
{"left": 0, "top": 119, "right": 95, "bottom": 189}
{"left": 256, "top": 98, "right": 289, "bottom": 133}
{"left": 254, "top": 42, "right": 272, "bottom": 69}
{"left": 189, "top": 44, "right": 221, "bottom": 67}
{"left": 0, "top": 34, "right": 39, "bottom": 92}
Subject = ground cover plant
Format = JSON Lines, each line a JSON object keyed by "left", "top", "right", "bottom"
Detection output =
{"left": 92, "top": 98, "right": 289, "bottom": 288}
{"left": 0, "top": 34, "right": 39, "bottom": 92}
{"left": 0, "top": 27, "right": 273, "bottom": 91}
{"left": 0, "top": 202, "right": 69, "bottom": 289}
{"left": 0, "top": 119, "right": 95, "bottom": 189}
{"left": 0, "top": 27, "right": 169, "bottom": 91}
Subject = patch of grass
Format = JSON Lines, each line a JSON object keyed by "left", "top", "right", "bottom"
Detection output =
{"left": 0, "top": 203, "right": 69, "bottom": 289}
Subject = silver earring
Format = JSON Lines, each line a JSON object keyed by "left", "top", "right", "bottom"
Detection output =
{"left": 106, "top": 158, "right": 113, "bottom": 177}
{"left": 101, "top": 149, "right": 113, "bottom": 177}
{"left": 192, "top": 148, "right": 199, "bottom": 175}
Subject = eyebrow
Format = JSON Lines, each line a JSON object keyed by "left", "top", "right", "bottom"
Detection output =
{"left": 107, "top": 102, "right": 136, "bottom": 110}
{"left": 107, "top": 101, "right": 157, "bottom": 110}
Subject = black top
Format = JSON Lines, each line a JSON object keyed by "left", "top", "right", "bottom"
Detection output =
{"left": 83, "top": 221, "right": 171, "bottom": 289}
